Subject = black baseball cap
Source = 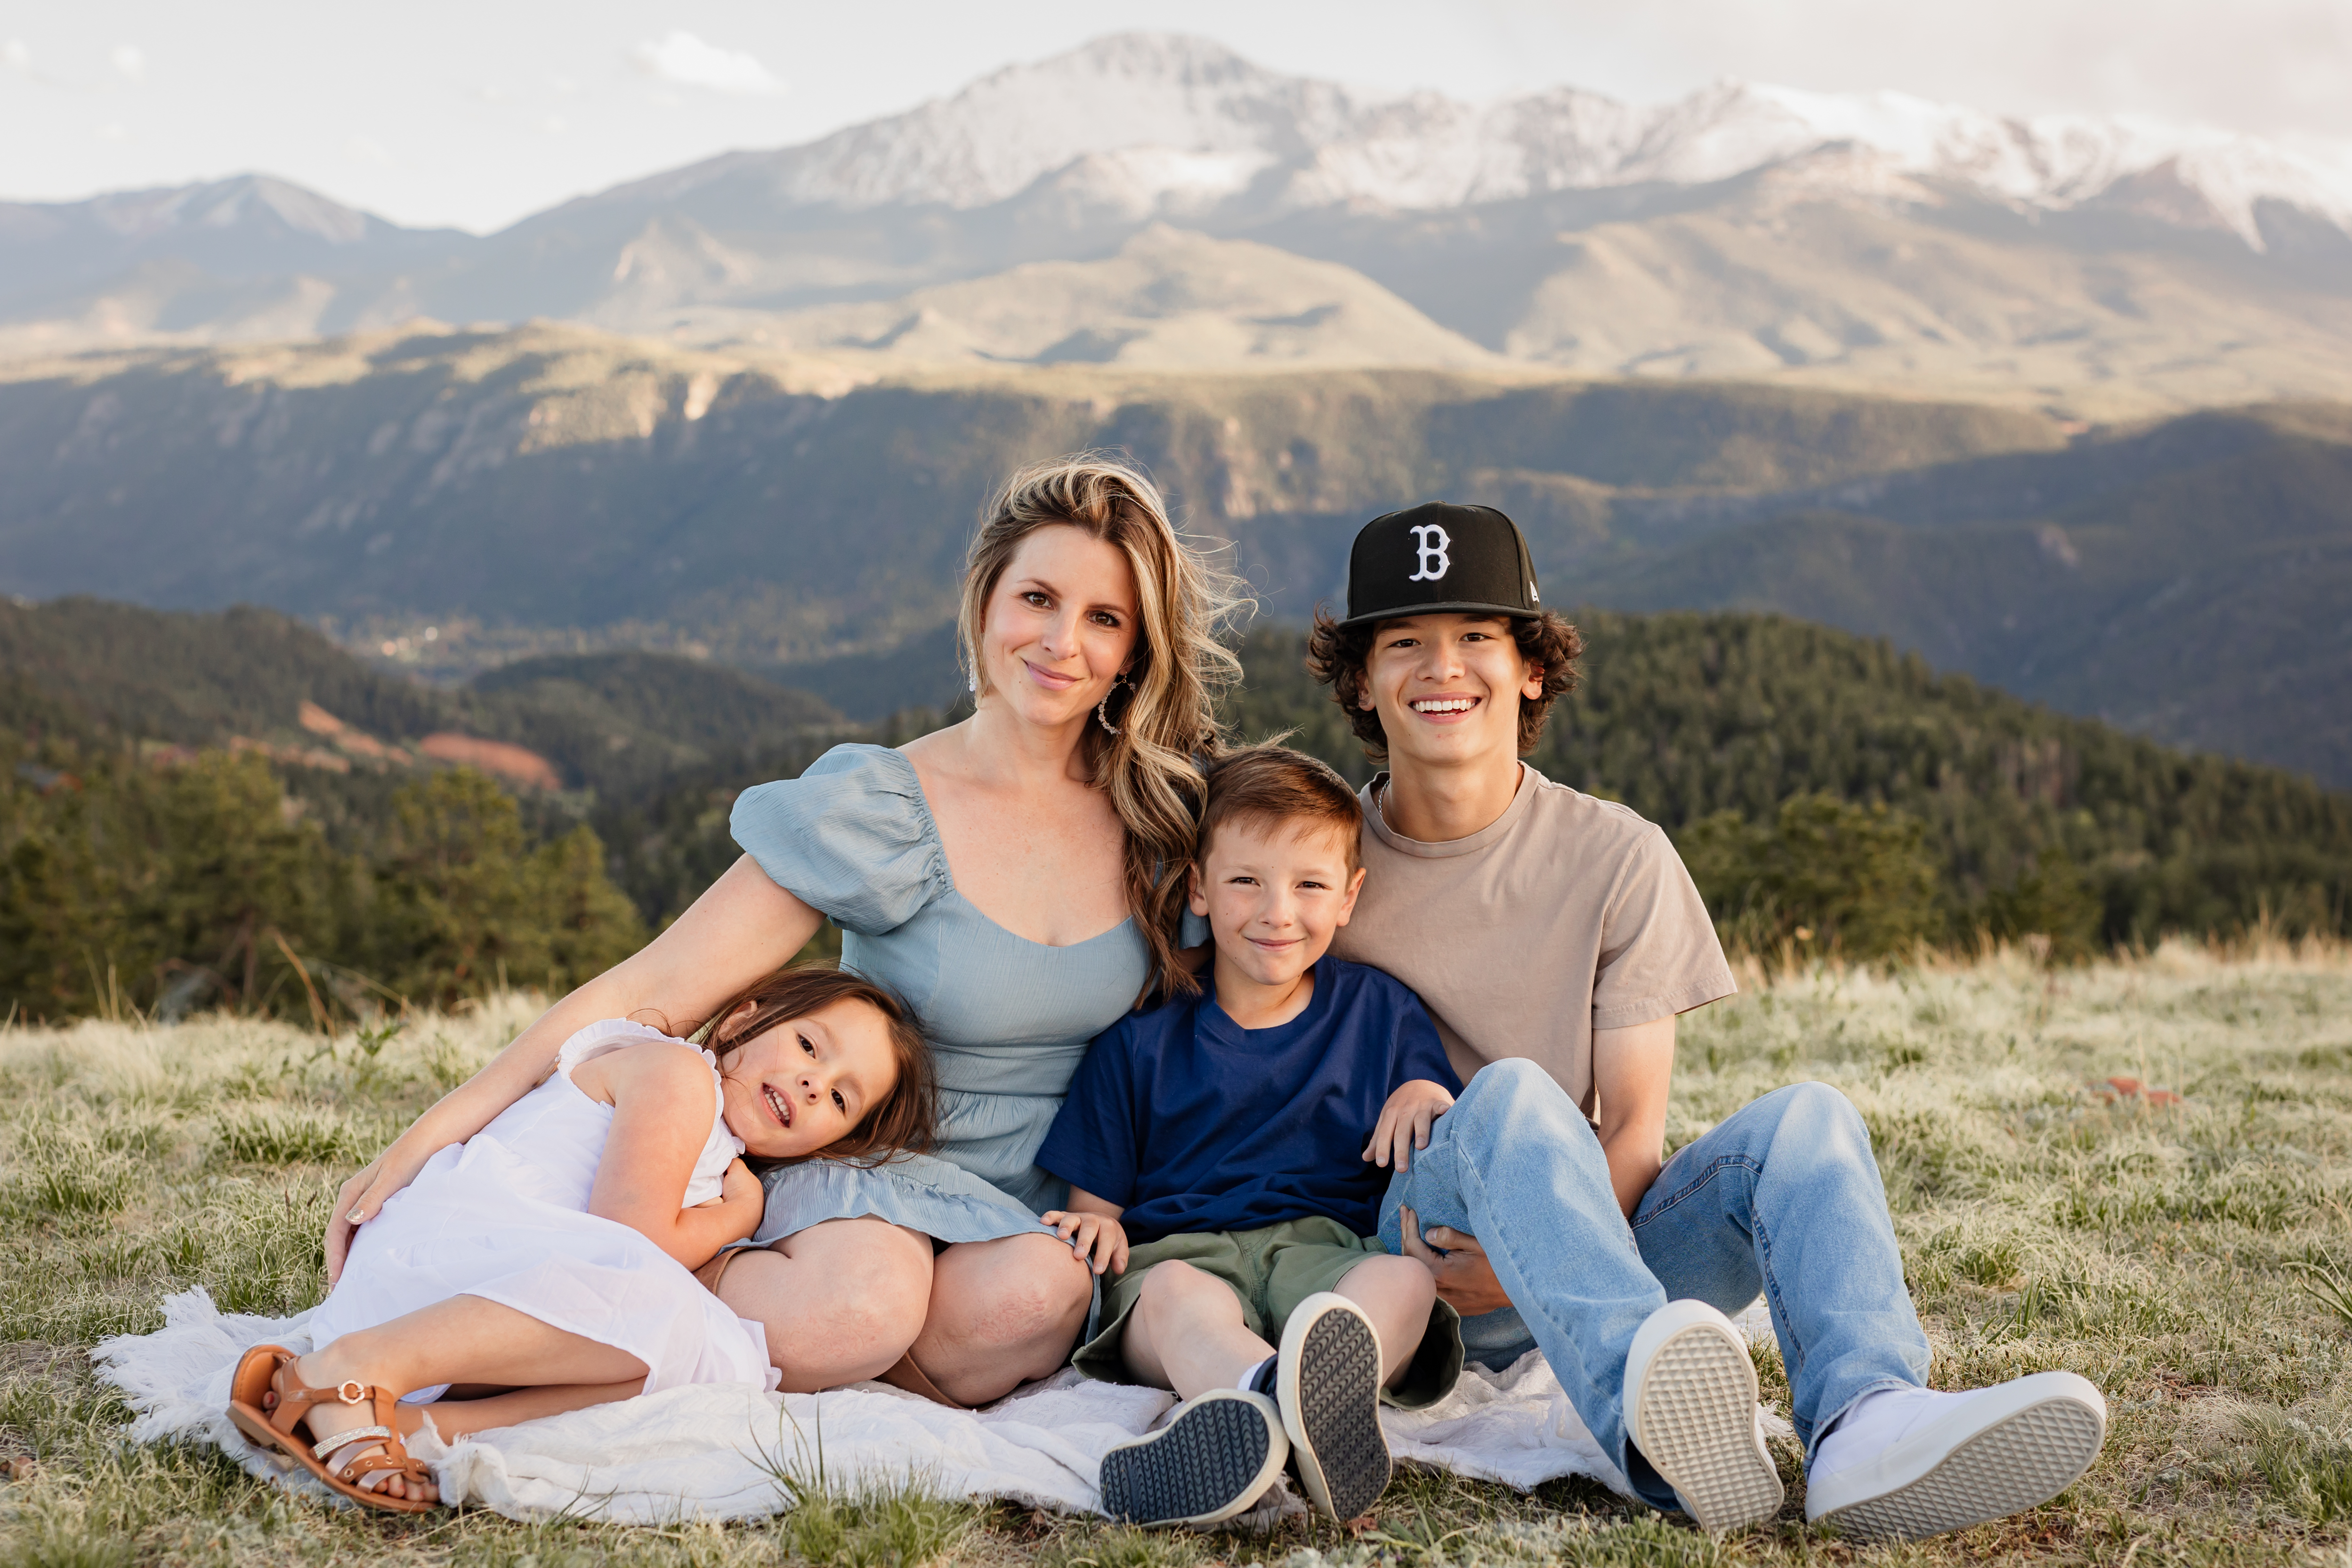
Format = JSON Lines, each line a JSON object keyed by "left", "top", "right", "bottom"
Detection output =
{"left": 1338, "top": 502, "right": 1542, "bottom": 628}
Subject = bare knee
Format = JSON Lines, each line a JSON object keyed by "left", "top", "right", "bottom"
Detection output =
{"left": 920, "top": 1233, "right": 1091, "bottom": 1404}
{"left": 1134, "top": 1261, "right": 1233, "bottom": 1330}
{"left": 727, "top": 1249, "right": 925, "bottom": 1382}
{"left": 1342, "top": 1253, "right": 1437, "bottom": 1317}
{"left": 1137, "top": 1259, "right": 1214, "bottom": 1306}
{"left": 811, "top": 1240, "right": 933, "bottom": 1349}
{"left": 720, "top": 1220, "right": 932, "bottom": 1384}
{"left": 960, "top": 1232, "right": 1092, "bottom": 1343}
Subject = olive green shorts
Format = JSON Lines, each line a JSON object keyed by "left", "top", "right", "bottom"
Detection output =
{"left": 1070, "top": 1215, "right": 1463, "bottom": 1409}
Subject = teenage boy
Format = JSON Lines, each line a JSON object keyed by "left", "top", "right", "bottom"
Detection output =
{"left": 1293, "top": 501, "right": 2108, "bottom": 1539}
{"left": 1038, "top": 745, "right": 1465, "bottom": 1529}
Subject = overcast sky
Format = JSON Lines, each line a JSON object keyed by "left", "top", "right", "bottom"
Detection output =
{"left": 7, "top": 0, "right": 2350, "bottom": 234}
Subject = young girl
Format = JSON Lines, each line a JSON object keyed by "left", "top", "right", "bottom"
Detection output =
{"left": 228, "top": 966, "right": 935, "bottom": 1511}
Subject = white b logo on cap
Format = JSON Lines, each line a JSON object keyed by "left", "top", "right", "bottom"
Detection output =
{"left": 1406, "top": 524, "right": 1452, "bottom": 582}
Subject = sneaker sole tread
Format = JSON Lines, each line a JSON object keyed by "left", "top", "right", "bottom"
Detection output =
{"left": 1099, "top": 1395, "right": 1282, "bottom": 1528}
{"left": 1633, "top": 1326, "right": 1783, "bottom": 1532}
{"left": 1283, "top": 1304, "right": 1390, "bottom": 1521}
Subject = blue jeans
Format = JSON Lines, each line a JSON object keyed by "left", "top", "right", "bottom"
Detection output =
{"left": 1377, "top": 1062, "right": 1928, "bottom": 1511}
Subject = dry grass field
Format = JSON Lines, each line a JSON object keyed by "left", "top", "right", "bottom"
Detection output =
{"left": 4, "top": 938, "right": 2350, "bottom": 1566}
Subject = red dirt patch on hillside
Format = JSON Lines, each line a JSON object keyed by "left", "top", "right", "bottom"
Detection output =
{"left": 299, "top": 702, "right": 398, "bottom": 760}
{"left": 418, "top": 734, "right": 563, "bottom": 792}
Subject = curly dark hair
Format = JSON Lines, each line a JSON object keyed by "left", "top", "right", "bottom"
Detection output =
{"left": 1303, "top": 609, "right": 1584, "bottom": 761}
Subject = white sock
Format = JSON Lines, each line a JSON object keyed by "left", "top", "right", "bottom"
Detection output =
{"left": 1235, "top": 1355, "right": 1277, "bottom": 1396}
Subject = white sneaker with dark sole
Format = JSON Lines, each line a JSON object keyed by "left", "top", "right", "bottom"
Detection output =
{"left": 1804, "top": 1372, "right": 2107, "bottom": 1540}
{"left": 1276, "top": 1293, "right": 1391, "bottom": 1521}
{"left": 1622, "top": 1300, "right": 1785, "bottom": 1533}
{"left": 1098, "top": 1389, "right": 1289, "bottom": 1529}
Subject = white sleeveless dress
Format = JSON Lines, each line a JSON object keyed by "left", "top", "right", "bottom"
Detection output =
{"left": 308, "top": 1019, "right": 781, "bottom": 1402}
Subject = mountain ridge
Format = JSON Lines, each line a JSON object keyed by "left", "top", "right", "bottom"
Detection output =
{"left": 18, "top": 37, "right": 2348, "bottom": 268}
{"left": 552, "top": 35, "right": 2352, "bottom": 244}
{"left": 4, "top": 32, "right": 2350, "bottom": 412}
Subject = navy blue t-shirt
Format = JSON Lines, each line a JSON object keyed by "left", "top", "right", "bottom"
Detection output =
{"left": 1037, "top": 959, "right": 1461, "bottom": 1245}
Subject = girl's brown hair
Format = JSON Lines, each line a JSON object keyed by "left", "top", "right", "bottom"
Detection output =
{"left": 703, "top": 966, "right": 936, "bottom": 1170}
{"left": 959, "top": 455, "right": 1252, "bottom": 1000}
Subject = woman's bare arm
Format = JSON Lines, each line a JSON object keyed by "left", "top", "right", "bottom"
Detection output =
{"left": 325, "top": 855, "right": 820, "bottom": 1282}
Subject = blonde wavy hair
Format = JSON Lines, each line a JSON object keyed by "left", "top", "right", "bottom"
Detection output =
{"left": 958, "top": 455, "right": 1251, "bottom": 999}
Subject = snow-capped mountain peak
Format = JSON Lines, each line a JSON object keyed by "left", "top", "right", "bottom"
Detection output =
{"left": 651, "top": 33, "right": 2352, "bottom": 251}
{"left": 1658, "top": 81, "right": 2352, "bottom": 244}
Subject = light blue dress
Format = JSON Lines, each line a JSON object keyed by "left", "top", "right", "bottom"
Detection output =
{"left": 730, "top": 744, "right": 1153, "bottom": 1246}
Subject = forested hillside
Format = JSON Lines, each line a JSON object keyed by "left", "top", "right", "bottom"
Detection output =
{"left": 0, "top": 599, "right": 843, "bottom": 1023}
{"left": 595, "top": 615, "right": 2352, "bottom": 958}
{"left": 0, "top": 597, "right": 844, "bottom": 805}
{"left": 1234, "top": 618, "right": 2352, "bottom": 955}
{"left": 1580, "top": 405, "right": 2352, "bottom": 789}
{"left": 5, "top": 597, "right": 2345, "bottom": 1022}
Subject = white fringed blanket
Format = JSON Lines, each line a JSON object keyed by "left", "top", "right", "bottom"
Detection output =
{"left": 95, "top": 1289, "right": 1780, "bottom": 1523}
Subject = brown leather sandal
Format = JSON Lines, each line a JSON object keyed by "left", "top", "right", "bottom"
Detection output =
{"left": 693, "top": 1245, "right": 747, "bottom": 1297}
{"left": 878, "top": 1351, "right": 976, "bottom": 1410}
{"left": 227, "top": 1344, "right": 440, "bottom": 1512}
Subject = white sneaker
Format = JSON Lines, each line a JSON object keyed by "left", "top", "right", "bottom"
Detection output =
{"left": 1622, "top": 1300, "right": 1784, "bottom": 1532}
{"left": 1805, "top": 1373, "right": 2107, "bottom": 1539}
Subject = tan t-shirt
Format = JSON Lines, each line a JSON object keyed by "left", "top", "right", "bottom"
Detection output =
{"left": 1328, "top": 763, "right": 1736, "bottom": 1118}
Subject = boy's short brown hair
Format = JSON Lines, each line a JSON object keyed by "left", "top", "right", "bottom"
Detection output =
{"left": 1303, "top": 609, "right": 1584, "bottom": 761}
{"left": 1199, "top": 744, "right": 1363, "bottom": 869}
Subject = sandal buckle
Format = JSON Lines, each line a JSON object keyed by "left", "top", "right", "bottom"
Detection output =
{"left": 336, "top": 1380, "right": 368, "bottom": 1405}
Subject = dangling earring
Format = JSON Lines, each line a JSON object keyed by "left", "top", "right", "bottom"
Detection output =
{"left": 967, "top": 669, "right": 978, "bottom": 694}
{"left": 1097, "top": 672, "right": 1128, "bottom": 736}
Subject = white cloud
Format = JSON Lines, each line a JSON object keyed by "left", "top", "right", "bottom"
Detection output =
{"left": 96, "top": 121, "right": 129, "bottom": 142}
{"left": 111, "top": 43, "right": 144, "bottom": 82}
{"left": 630, "top": 31, "right": 782, "bottom": 96}
{"left": 343, "top": 134, "right": 393, "bottom": 166}
{"left": 3, "top": 35, "right": 111, "bottom": 93}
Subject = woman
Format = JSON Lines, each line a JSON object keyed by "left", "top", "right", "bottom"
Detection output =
{"left": 329, "top": 456, "right": 1245, "bottom": 1406}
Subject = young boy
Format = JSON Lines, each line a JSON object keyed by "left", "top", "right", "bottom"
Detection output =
{"left": 1038, "top": 745, "right": 1464, "bottom": 1530}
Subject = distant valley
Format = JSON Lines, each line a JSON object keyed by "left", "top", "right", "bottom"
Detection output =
{"left": 1, "top": 324, "right": 2346, "bottom": 785}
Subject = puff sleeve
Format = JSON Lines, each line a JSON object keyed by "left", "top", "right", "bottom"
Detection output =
{"left": 728, "top": 744, "right": 951, "bottom": 937}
